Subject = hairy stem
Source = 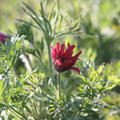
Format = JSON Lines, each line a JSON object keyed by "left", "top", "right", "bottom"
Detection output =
{"left": 57, "top": 73, "right": 61, "bottom": 99}
{"left": 47, "top": 43, "right": 52, "bottom": 73}
{"left": 57, "top": 0, "right": 60, "bottom": 11}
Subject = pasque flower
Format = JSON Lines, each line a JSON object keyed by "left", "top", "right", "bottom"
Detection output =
{"left": 51, "top": 42, "right": 82, "bottom": 73}
{"left": 0, "top": 32, "right": 10, "bottom": 43}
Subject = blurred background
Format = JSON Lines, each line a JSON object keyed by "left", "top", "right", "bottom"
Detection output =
{"left": 1, "top": 0, "right": 120, "bottom": 64}
{"left": 0, "top": 0, "right": 120, "bottom": 120}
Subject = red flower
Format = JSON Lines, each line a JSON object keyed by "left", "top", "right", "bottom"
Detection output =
{"left": 0, "top": 32, "right": 10, "bottom": 43}
{"left": 51, "top": 42, "right": 82, "bottom": 73}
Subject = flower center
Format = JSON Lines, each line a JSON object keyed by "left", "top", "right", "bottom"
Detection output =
{"left": 61, "top": 57, "right": 65, "bottom": 62}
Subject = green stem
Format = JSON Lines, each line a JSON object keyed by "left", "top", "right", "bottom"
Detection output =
{"left": 47, "top": 43, "right": 52, "bottom": 73}
{"left": 57, "top": 0, "right": 60, "bottom": 11}
{"left": 57, "top": 73, "right": 61, "bottom": 99}
{"left": 33, "top": 42, "right": 44, "bottom": 66}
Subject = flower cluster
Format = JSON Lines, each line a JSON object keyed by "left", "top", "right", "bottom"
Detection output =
{"left": 51, "top": 42, "right": 82, "bottom": 73}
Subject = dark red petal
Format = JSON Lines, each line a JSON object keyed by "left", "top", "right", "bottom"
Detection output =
{"left": 63, "top": 43, "right": 75, "bottom": 59}
{"left": 51, "top": 50, "right": 55, "bottom": 58}
{"left": 72, "top": 50, "right": 82, "bottom": 64}
{"left": 68, "top": 45, "right": 75, "bottom": 57}
{"left": 68, "top": 43, "right": 70, "bottom": 47}
{"left": 51, "top": 43, "right": 62, "bottom": 59}
{"left": 69, "top": 67, "right": 80, "bottom": 73}
{"left": 56, "top": 42, "right": 60, "bottom": 51}
{"left": 51, "top": 48, "right": 58, "bottom": 59}
{"left": 60, "top": 43, "right": 65, "bottom": 55}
